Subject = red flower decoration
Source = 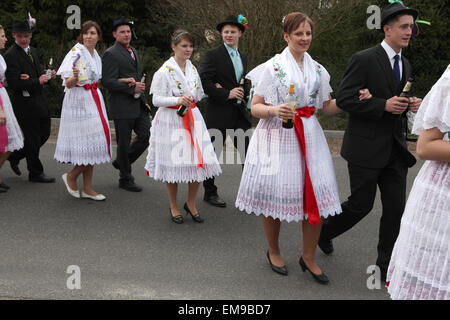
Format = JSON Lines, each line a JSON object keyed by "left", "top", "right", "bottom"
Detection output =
{"left": 274, "top": 68, "right": 278, "bottom": 71}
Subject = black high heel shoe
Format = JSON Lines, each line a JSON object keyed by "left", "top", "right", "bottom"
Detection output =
{"left": 184, "top": 203, "right": 204, "bottom": 223}
{"left": 299, "top": 256, "right": 329, "bottom": 285}
{"left": 170, "top": 208, "right": 184, "bottom": 224}
{"left": 267, "top": 250, "right": 288, "bottom": 276}
{"left": 0, "top": 182, "right": 10, "bottom": 190}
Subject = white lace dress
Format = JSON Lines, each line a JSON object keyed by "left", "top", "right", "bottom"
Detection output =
{"left": 235, "top": 48, "right": 342, "bottom": 223}
{"left": 0, "top": 55, "right": 23, "bottom": 152}
{"left": 54, "top": 43, "right": 111, "bottom": 165}
{"left": 387, "top": 65, "right": 450, "bottom": 300}
{"left": 144, "top": 57, "right": 221, "bottom": 183}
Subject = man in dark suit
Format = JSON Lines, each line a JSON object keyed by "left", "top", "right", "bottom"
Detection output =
{"left": 318, "top": 3, "right": 422, "bottom": 281}
{"left": 5, "top": 20, "right": 55, "bottom": 183}
{"left": 200, "top": 15, "right": 252, "bottom": 207}
{"left": 102, "top": 17, "right": 150, "bottom": 192}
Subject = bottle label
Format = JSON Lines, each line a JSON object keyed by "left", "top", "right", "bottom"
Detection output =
{"left": 403, "top": 82, "right": 412, "bottom": 92}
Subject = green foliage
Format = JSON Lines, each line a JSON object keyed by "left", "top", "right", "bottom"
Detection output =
{"left": 1, "top": 0, "right": 448, "bottom": 128}
{"left": 0, "top": 0, "right": 172, "bottom": 116}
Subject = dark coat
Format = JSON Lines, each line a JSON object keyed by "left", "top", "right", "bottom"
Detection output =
{"left": 199, "top": 44, "right": 251, "bottom": 130}
{"left": 4, "top": 43, "right": 48, "bottom": 118}
{"left": 101, "top": 42, "right": 147, "bottom": 120}
{"left": 337, "top": 44, "right": 416, "bottom": 169}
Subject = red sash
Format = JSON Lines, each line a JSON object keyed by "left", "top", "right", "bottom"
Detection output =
{"left": 293, "top": 106, "right": 320, "bottom": 226}
{"left": 78, "top": 83, "right": 111, "bottom": 157}
{"left": 0, "top": 82, "right": 9, "bottom": 154}
{"left": 168, "top": 102, "right": 204, "bottom": 170}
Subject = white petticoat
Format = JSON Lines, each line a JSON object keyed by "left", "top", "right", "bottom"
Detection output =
{"left": 145, "top": 107, "right": 222, "bottom": 183}
{"left": 54, "top": 87, "right": 111, "bottom": 165}
{"left": 235, "top": 116, "right": 342, "bottom": 223}
{"left": 387, "top": 160, "right": 450, "bottom": 300}
{"left": 0, "top": 87, "right": 23, "bottom": 152}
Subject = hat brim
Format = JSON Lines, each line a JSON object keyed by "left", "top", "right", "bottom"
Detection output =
{"left": 113, "top": 22, "right": 134, "bottom": 32}
{"left": 380, "top": 8, "right": 419, "bottom": 32}
{"left": 216, "top": 22, "right": 245, "bottom": 33}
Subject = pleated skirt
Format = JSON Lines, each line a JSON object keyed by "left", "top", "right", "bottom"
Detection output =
{"left": 145, "top": 107, "right": 222, "bottom": 183}
{"left": 54, "top": 87, "right": 111, "bottom": 165}
{"left": 235, "top": 116, "right": 342, "bottom": 223}
{"left": 387, "top": 160, "right": 450, "bottom": 300}
{"left": 0, "top": 88, "right": 23, "bottom": 152}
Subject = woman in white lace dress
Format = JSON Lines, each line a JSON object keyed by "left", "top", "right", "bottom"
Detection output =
{"left": 55, "top": 21, "right": 111, "bottom": 201}
{"left": 235, "top": 13, "right": 370, "bottom": 284}
{"left": 0, "top": 24, "right": 24, "bottom": 193}
{"left": 145, "top": 30, "right": 221, "bottom": 224}
{"left": 386, "top": 65, "right": 450, "bottom": 300}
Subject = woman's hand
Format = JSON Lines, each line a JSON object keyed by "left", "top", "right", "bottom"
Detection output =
{"left": 0, "top": 110, "right": 6, "bottom": 126}
{"left": 359, "top": 88, "right": 372, "bottom": 100}
{"left": 72, "top": 67, "right": 79, "bottom": 79}
{"left": 178, "top": 95, "right": 193, "bottom": 107}
{"left": 274, "top": 103, "right": 296, "bottom": 120}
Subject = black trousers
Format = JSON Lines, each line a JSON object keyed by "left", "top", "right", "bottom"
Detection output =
{"left": 9, "top": 116, "right": 51, "bottom": 177}
{"left": 203, "top": 117, "right": 251, "bottom": 197}
{"left": 113, "top": 108, "right": 150, "bottom": 183}
{"left": 320, "top": 146, "right": 408, "bottom": 278}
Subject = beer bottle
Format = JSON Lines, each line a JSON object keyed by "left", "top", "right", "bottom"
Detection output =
{"left": 282, "top": 83, "right": 295, "bottom": 129}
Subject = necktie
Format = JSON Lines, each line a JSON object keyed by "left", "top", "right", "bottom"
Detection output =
{"left": 127, "top": 47, "right": 135, "bottom": 61}
{"left": 393, "top": 54, "right": 401, "bottom": 83}
{"left": 27, "top": 48, "right": 34, "bottom": 63}
{"left": 230, "top": 50, "right": 243, "bottom": 83}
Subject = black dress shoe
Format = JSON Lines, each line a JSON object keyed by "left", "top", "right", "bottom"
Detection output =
{"left": 266, "top": 250, "right": 288, "bottom": 276}
{"left": 170, "top": 208, "right": 184, "bottom": 224}
{"left": 112, "top": 160, "right": 119, "bottom": 170}
{"left": 0, "top": 188, "right": 6, "bottom": 193}
{"left": 119, "top": 181, "right": 142, "bottom": 192}
{"left": 203, "top": 194, "right": 226, "bottom": 207}
{"left": 29, "top": 174, "right": 56, "bottom": 183}
{"left": 0, "top": 182, "right": 10, "bottom": 190}
{"left": 299, "top": 256, "right": 329, "bottom": 285}
{"left": 9, "top": 160, "right": 21, "bottom": 176}
{"left": 184, "top": 202, "right": 204, "bottom": 223}
{"left": 318, "top": 237, "right": 334, "bottom": 255}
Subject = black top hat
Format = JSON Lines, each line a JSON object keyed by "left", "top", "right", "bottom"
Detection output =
{"left": 216, "top": 15, "right": 245, "bottom": 33}
{"left": 380, "top": 2, "right": 418, "bottom": 31}
{"left": 11, "top": 20, "right": 32, "bottom": 33}
{"left": 112, "top": 16, "right": 134, "bottom": 32}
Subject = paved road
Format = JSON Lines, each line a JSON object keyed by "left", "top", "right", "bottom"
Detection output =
{"left": 0, "top": 143, "right": 423, "bottom": 300}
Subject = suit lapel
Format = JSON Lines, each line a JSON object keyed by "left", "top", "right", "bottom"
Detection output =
{"left": 239, "top": 50, "right": 247, "bottom": 74}
{"left": 220, "top": 44, "right": 237, "bottom": 85}
{"left": 114, "top": 42, "right": 134, "bottom": 64}
{"left": 15, "top": 44, "right": 35, "bottom": 70}
{"left": 375, "top": 44, "right": 398, "bottom": 96}
{"left": 401, "top": 56, "right": 411, "bottom": 86}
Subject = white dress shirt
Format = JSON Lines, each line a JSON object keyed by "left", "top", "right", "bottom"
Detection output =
{"left": 381, "top": 40, "right": 403, "bottom": 80}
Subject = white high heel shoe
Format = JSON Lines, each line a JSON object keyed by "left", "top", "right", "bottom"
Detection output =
{"left": 81, "top": 191, "right": 106, "bottom": 201}
{"left": 62, "top": 173, "right": 80, "bottom": 198}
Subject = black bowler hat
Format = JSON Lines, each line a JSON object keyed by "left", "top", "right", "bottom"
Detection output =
{"left": 380, "top": 2, "right": 418, "bottom": 32}
{"left": 112, "top": 16, "right": 134, "bottom": 32}
{"left": 216, "top": 15, "right": 246, "bottom": 33}
{"left": 11, "top": 20, "right": 32, "bottom": 33}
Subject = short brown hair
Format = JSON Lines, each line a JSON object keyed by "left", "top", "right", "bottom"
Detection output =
{"left": 171, "top": 29, "right": 195, "bottom": 47}
{"left": 283, "top": 12, "right": 314, "bottom": 36}
{"left": 77, "top": 20, "right": 102, "bottom": 44}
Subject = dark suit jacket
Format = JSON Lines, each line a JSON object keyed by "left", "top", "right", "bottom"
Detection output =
{"left": 102, "top": 42, "right": 147, "bottom": 120}
{"left": 337, "top": 44, "right": 416, "bottom": 169}
{"left": 199, "top": 44, "right": 251, "bottom": 130}
{"left": 4, "top": 43, "right": 48, "bottom": 118}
